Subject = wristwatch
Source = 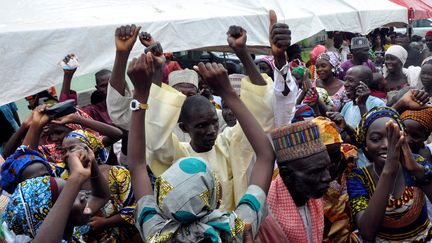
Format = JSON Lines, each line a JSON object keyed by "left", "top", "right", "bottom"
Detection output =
{"left": 130, "top": 99, "right": 148, "bottom": 111}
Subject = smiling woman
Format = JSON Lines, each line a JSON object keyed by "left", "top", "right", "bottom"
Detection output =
{"left": 347, "top": 106, "right": 432, "bottom": 242}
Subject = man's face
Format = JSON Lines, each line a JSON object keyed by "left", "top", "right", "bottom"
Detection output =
{"left": 279, "top": 151, "right": 332, "bottom": 199}
{"left": 182, "top": 106, "right": 219, "bottom": 152}
{"left": 421, "top": 64, "right": 432, "bottom": 95}
{"left": 395, "top": 36, "right": 409, "bottom": 49}
{"left": 352, "top": 47, "right": 369, "bottom": 63}
{"left": 344, "top": 68, "right": 362, "bottom": 100}
{"left": 95, "top": 73, "right": 110, "bottom": 96}
{"left": 173, "top": 83, "right": 198, "bottom": 97}
{"left": 426, "top": 36, "right": 432, "bottom": 51}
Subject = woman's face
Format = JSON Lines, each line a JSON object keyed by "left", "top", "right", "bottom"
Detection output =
{"left": 61, "top": 137, "right": 94, "bottom": 161}
{"left": 315, "top": 59, "right": 333, "bottom": 81}
{"left": 404, "top": 119, "right": 428, "bottom": 153}
{"left": 365, "top": 117, "right": 393, "bottom": 167}
{"left": 42, "top": 124, "right": 73, "bottom": 145}
{"left": 374, "top": 35, "right": 382, "bottom": 46}
{"left": 384, "top": 54, "right": 402, "bottom": 73}
{"left": 420, "top": 64, "right": 432, "bottom": 94}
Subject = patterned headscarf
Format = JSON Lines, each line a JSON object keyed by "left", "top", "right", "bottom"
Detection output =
{"left": 4, "top": 175, "right": 59, "bottom": 238}
{"left": 65, "top": 130, "right": 108, "bottom": 164}
{"left": 309, "top": 45, "right": 327, "bottom": 65}
{"left": 292, "top": 66, "right": 307, "bottom": 77}
{"left": 312, "top": 117, "right": 343, "bottom": 145}
{"left": 1, "top": 146, "right": 54, "bottom": 194}
{"left": 401, "top": 107, "right": 432, "bottom": 134}
{"left": 355, "top": 106, "right": 404, "bottom": 148}
{"left": 137, "top": 157, "right": 267, "bottom": 242}
{"left": 316, "top": 52, "right": 342, "bottom": 75}
{"left": 292, "top": 105, "right": 315, "bottom": 123}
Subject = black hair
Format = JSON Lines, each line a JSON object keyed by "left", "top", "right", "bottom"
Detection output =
{"left": 95, "top": 69, "right": 112, "bottom": 84}
{"left": 90, "top": 90, "right": 105, "bottom": 105}
{"left": 179, "top": 95, "right": 214, "bottom": 124}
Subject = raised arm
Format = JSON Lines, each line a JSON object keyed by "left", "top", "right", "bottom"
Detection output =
{"left": 2, "top": 112, "right": 33, "bottom": 158}
{"left": 51, "top": 113, "right": 122, "bottom": 146}
{"left": 194, "top": 62, "right": 275, "bottom": 194}
{"left": 110, "top": 25, "right": 141, "bottom": 95}
{"left": 86, "top": 158, "right": 111, "bottom": 213}
{"left": 34, "top": 149, "right": 91, "bottom": 243}
{"left": 227, "top": 26, "right": 266, "bottom": 86}
{"left": 22, "top": 106, "right": 50, "bottom": 150}
{"left": 127, "top": 53, "right": 157, "bottom": 200}
{"left": 59, "top": 54, "right": 79, "bottom": 103}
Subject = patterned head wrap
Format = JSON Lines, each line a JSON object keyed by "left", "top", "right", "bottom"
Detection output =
{"left": 401, "top": 107, "right": 432, "bottom": 134}
{"left": 65, "top": 130, "right": 108, "bottom": 164}
{"left": 312, "top": 117, "right": 343, "bottom": 145}
{"left": 271, "top": 121, "right": 327, "bottom": 162}
{"left": 292, "top": 105, "right": 315, "bottom": 123}
{"left": 137, "top": 157, "right": 267, "bottom": 242}
{"left": 257, "top": 56, "right": 275, "bottom": 70}
{"left": 4, "top": 175, "right": 59, "bottom": 238}
{"left": 355, "top": 106, "right": 404, "bottom": 148}
{"left": 316, "top": 52, "right": 342, "bottom": 75}
{"left": 309, "top": 45, "right": 326, "bottom": 65}
{"left": 1, "top": 146, "right": 54, "bottom": 194}
{"left": 292, "top": 66, "right": 307, "bottom": 77}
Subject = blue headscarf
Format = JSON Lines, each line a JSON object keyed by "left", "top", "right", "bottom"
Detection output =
{"left": 1, "top": 146, "right": 54, "bottom": 194}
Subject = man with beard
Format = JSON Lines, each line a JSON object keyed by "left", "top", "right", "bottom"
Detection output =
{"left": 258, "top": 121, "right": 332, "bottom": 243}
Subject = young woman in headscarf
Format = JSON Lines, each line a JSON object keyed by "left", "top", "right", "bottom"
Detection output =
{"left": 401, "top": 108, "right": 432, "bottom": 162}
{"left": 307, "top": 44, "right": 326, "bottom": 80}
{"left": 383, "top": 45, "right": 422, "bottom": 101}
{"left": 127, "top": 48, "right": 274, "bottom": 241}
{"left": 1, "top": 108, "right": 110, "bottom": 242}
{"left": 51, "top": 129, "right": 140, "bottom": 242}
{"left": 313, "top": 52, "right": 348, "bottom": 113}
{"left": 347, "top": 106, "right": 432, "bottom": 242}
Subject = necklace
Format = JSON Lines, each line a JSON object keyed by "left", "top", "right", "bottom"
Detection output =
{"left": 372, "top": 163, "right": 399, "bottom": 201}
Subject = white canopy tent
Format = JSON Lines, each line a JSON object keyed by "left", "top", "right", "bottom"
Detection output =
{"left": 0, "top": 0, "right": 407, "bottom": 105}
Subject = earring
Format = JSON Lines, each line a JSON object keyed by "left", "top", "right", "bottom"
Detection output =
{"left": 331, "top": 68, "right": 335, "bottom": 73}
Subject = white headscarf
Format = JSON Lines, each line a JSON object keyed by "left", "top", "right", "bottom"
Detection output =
{"left": 385, "top": 45, "right": 408, "bottom": 65}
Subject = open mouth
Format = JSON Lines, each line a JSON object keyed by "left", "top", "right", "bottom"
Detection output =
{"left": 379, "top": 154, "right": 387, "bottom": 160}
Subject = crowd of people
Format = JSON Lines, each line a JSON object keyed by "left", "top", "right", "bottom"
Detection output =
{"left": 0, "top": 9, "right": 431, "bottom": 242}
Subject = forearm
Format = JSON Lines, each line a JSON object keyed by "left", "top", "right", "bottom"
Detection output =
{"left": 2, "top": 123, "right": 30, "bottom": 158}
{"left": 22, "top": 123, "right": 43, "bottom": 150}
{"left": 236, "top": 50, "right": 266, "bottom": 86}
{"left": 86, "top": 163, "right": 110, "bottom": 214}
{"left": 74, "top": 116, "right": 122, "bottom": 144}
{"left": 391, "top": 100, "right": 406, "bottom": 113}
{"left": 357, "top": 173, "right": 394, "bottom": 240}
{"left": 359, "top": 104, "right": 367, "bottom": 117}
{"left": 110, "top": 51, "right": 131, "bottom": 96}
{"left": 34, "top": 177, "right": 82, "bottom": 243}
{"left": 128, "top": 91, "right": 153, "bottom": 199}
{"left": 61, "top": 72, "right": 74, "bottom": 95}
{"left": 105, "top": 213, "right": 128, "bottom": 228}
{"left": 223, "top": 91, "right": 275, "bottom": 193}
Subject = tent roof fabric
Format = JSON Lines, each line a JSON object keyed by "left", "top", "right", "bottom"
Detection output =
{"left": 391, "top": 0, "right": 432, "bottom": 21}
{"left": 0, "top": 0, "right": 407, "bottom": 105}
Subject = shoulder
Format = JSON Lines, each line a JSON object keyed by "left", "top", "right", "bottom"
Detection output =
{"left": 367, "top": 96, "right": 385, "bottom": 106}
